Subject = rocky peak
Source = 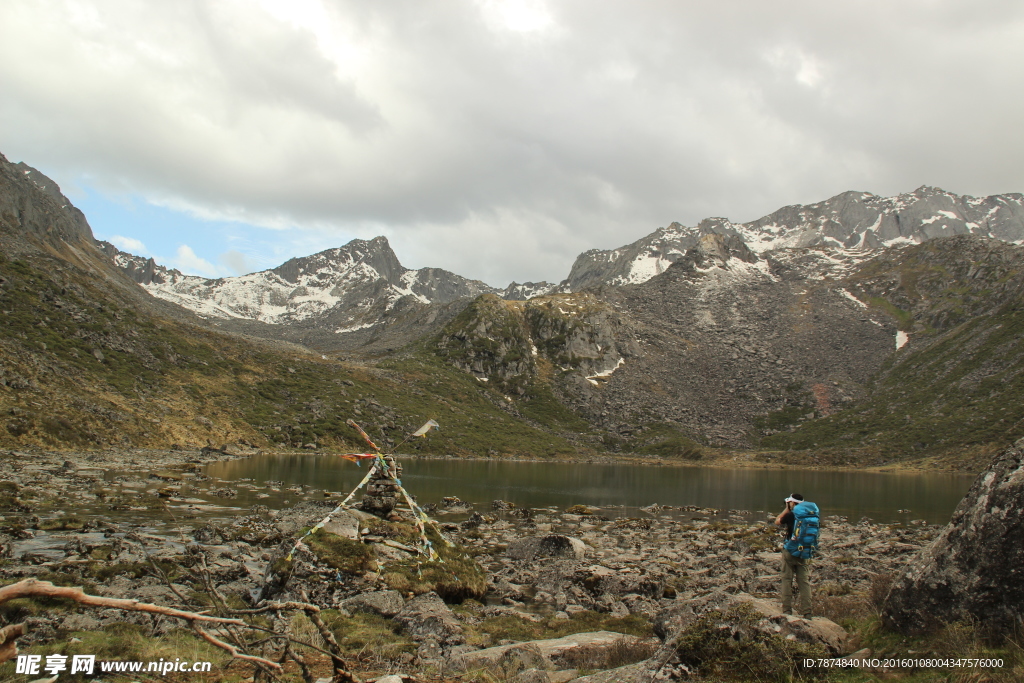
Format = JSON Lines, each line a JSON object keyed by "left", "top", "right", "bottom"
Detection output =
{"left": 501, "top": 281, "right": 558, "bottom": 301}
{"left": 103, "top": 234, "right": 497, "bottom": 327}
{"left": 692, "top": 233, "right": 758, "bottom": 267}
{"left": 560, "top": 187, "right": 1024, "bottom": 294}
{"left": 97, "top": 241, "right": 180, "bottom": 286}
{"left": 274, "top": 236, "right": 404, "bottom": 285}
{"left": 0, "top": 154, "right": 96, "bottom": 252}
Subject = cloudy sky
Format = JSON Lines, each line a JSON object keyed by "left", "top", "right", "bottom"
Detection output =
{"left": 2, "top": 1, "right": 1022, "bottom": 286}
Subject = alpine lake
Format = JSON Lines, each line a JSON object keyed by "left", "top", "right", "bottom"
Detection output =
{"left": 16, "top": 454, "right": 977, "bottom": 561}
{"left": 198, "top": 454, "right": 973, "bottom": 526}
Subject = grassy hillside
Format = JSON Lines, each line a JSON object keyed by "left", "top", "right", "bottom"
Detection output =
{"left": 758, "top": 238, "right": 1024, "bottom": 468}
{"left": 8, "top": 231, "right": 1024, "bottom": 472}
{"left": 0, "top": 250, "right": 585, "bottom": 457}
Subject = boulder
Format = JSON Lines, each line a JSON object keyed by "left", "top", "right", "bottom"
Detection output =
{"left": 57, "top": 613, "right": 102, "bottom": 633}
{"left": 515, "top": 670, "right": 580, "bottom": 683}
{"left": 341, "top": 590, "right": 405, "bottom": 617}
{"left": 392, "top": 592, "right": 465, "bottom": 645}
{"left": 565, "top": 662, "right": 646, "bottom": 683}
{"left": 568, "top": 594, "right": 848, "bottom": 682}
{"left": 653, "top": 591, "right": 849, "bottom": 656}
{"left": 883, "top": 438, "right": 1024, "bottom": 635}
{"left": 455, "top": 632, "right": 647, "bottom": 672}
{"left": 508, "top": 535, "right": 587, "bottom": 561}
{"left": 321, "top": 510, "right": 361, "bottom": 540}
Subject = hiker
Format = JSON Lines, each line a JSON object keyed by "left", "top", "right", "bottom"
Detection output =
{"left": 775, "top": 493, "right": 820, "bottom": 617}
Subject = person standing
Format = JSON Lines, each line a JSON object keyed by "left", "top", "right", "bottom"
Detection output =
{"left": 775, "top": 493, "right": 813, "bottom": 617}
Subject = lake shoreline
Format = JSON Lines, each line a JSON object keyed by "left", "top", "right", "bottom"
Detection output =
{"left": 1, "top": 443, "right": 987, "bottom": 476}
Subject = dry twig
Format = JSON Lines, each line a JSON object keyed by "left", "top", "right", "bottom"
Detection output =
{"left": 0, "top": 579, "right": 280, "bottom": 670}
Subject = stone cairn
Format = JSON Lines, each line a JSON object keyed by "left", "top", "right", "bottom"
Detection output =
{"left": 360, "top": 455, "right": 403, "bottom": 517}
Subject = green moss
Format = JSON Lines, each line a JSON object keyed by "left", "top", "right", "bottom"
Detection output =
{"left": 306, "top": 533, "right": 375, "bottom": 574}
{"left": 673, "top": 604, "right": 830, "bottom": 682}
{"left": 86, "top": 558, "right": 181, "bottom": 582}
{"left": 472, "top": 609, "right": 653, "bottom": 644}
{"left": 378, "top": 525, "right": 487, "bottom": 602}
{"left": 38, "top": 515, "right": 85, "bottom": 531}
{"left": 320, "top": 610, "right": 416, "bottom": 658}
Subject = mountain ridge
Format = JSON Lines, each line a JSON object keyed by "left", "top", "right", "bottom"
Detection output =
{"left": 6, "top": 149, "right": 1024, "bottom": 468}
{"left": 96, "top": 183, "right": 1024, "bottom": 338}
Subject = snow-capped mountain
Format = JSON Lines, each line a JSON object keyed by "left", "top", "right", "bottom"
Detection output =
{"left": 561, "top": 186, "right": 1024, "bottom": 291}
{"left": 98, "top": 236, "right": 496, "bottom": 328}
{"left": 97, "top": 185, "right": 1024, "bottom": 335}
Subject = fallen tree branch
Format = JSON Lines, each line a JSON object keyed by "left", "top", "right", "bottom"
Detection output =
{"left": 230, "top": 601, "right": 322, "bottom": 615}
{"left": 0, "top": 623, "right": 27, "bottom": 662}
{"left": 302, "top": 589, "right": 360, "bottom": 683}
{"left": 0, "top": 579, "right": 245, "bottom": 625}
{"left": 190, "top": 623, "right": 282, "bottom": 672}
{"left": 0, "top": 579, "right": 279, "bottom": 669}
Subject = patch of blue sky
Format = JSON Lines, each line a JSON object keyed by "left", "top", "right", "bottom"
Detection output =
{"left": 70, "top": 186, "right": 346, "bottom": 278}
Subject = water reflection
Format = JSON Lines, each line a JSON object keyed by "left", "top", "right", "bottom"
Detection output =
{"left": 205, "top": 455, "right": 977, "bottom": 525}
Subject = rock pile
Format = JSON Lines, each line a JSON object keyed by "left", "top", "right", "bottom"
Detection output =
{"left": 0, "top": 482, "right": 946, "bottom": 680}
{"left": 360, "top": 454, "right": 403, "bottom": 516}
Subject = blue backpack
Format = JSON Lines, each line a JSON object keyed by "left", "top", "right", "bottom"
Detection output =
{"left": 784, "top": 501, "right": 820, "bottom": 559}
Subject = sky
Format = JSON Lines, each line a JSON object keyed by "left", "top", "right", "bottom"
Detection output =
{"left": 2, "top": 1, "right": 1023, "bottom": 287}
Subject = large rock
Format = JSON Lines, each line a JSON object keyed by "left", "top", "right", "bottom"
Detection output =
{"left": 568, "top": 593, "right": 848, "bottom": 683}
{"left": 392, "top": 592, "right": 465, "bottom": 645}
{"left": 455, "top": 631, "right": 647, "bottom": 672}
{"left": 321, "top": 510, "right": 362, "bottom": 540}
{"left": 653, "top": 591, "right": 849, "bottom": 656}
{"left": 883, "top": 438, "right": 1024, "bottom": 635}
{"left": 341, "top": 590, "right": 405, "bottom": 617}
{"left": 508, "top": 535, "right": 587, "bottom": 561}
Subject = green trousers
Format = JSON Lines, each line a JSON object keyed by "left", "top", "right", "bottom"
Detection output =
{"left": 781, "top": 549, "right": 812, "bottom": 616}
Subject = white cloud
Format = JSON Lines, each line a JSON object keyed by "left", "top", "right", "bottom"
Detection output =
{"left": 108, "top": 234, "right": 148, "bottom": 254}
{"left": 219, "top": 249, "right": 253, "bottom": 276}
{"left": 478, "top": 0, "right": 555, "bottom": 33}
{"left": 1, "top": 1, "right": 1023, "bottom": 285}
{"left": 765, "top": 45, "right": 826, "bottom": 89}
{"left": 173, "top": 244, "right": 219, "bottom": 278}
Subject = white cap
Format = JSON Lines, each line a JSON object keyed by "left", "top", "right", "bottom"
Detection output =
{"left": 785, "top": 496, "right": 802, "bottom": 504}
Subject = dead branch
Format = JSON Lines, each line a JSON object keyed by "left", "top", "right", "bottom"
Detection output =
{"left": 285, "top": 642, "right": 313, "bottom": 683}
{"left": 0, "top": 623, "right": 27, "bottom": 663}
{"left": 0, "top": 580, "right": 280, "bottom": 670}
{"left": 190, "top": 623, "right": 282, "bottom": 671}
{"left": 0, "top": 579, "right": 244, "bottom": 625}
{"left": 230, "top": 601, "right": 322, "bottom": 614}
{"left": 302, "top": 590, "right": 360, "bottom": 683}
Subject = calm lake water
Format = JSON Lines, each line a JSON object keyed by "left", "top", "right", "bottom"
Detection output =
{"left": 204, "top": 455, "right": 978, "bottom": 525}
{"left": 16, "top": 456, "right": 977, "bottom": 560}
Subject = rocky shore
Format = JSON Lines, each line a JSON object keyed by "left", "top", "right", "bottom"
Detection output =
{"left": 0, "top": 446, "right": 944, "bottom": 682}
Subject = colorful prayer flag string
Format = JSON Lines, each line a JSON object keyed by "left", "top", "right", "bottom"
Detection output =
{"left": 283, "top": 418, "right": 448, "bottom": 564}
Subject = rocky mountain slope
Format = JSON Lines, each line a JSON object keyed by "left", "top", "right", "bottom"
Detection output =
{"left": 561, "top": 187, "right": 1024, "bottom": 291}
{"left": 100, "top": 185, "right": 1024, "bottom": 344}
{"left": 759, "top": 235, "right": 1024, "bottom": 466}
{"left": 438, "top": 234, "right": 898, "bottom": 453}
{"left": 0, "top": 152, "right": 590, "bottom": 456}
{"left": 6, "top": 149, "right": 1024, "bottom": 467}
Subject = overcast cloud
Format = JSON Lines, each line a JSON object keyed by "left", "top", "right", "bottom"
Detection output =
{"left": 2, "top": 0, "right": 1023, "bottom": 285}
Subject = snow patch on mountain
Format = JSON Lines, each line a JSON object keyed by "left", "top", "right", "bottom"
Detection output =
{"left": 99, "top": 236, "right": 496, "bottom": 326}
{"left": 563, "top": 187, "right": 1024, "bottom": 291}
